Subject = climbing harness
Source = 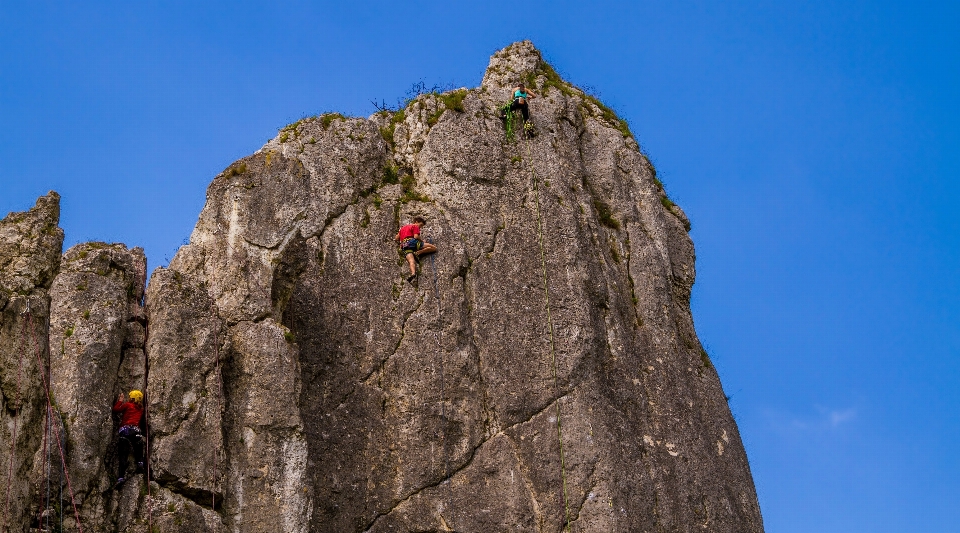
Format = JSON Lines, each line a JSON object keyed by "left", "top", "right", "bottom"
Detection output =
{"left": 522, "top": 137, "right": 573, "bottom": 532}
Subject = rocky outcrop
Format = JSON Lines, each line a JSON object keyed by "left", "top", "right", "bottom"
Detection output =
{"left": 1, "top": 41, "right": 764, "bottom": 532}
{"left": 44, "top": 242, "right": 146, "bottom": 530}
{"left": 0, "top": 193, "right": 63, "bottom": 532}
{"left": 155, "top": 40, "right": 763, "bottom": 532}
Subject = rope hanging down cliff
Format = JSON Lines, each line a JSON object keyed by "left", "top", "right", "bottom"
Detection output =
{"left": 40, "top": 339, "right": 69, "bottom": 531}
{"left": 522, "top": 135, "right": 573, "bottom": 532}
{"left": 32, "top": 308, "right": 85, "bottom": 533}
{"left": 1, "top": 303, "right": 85, "bottom": 532}
{"left": 142, "top": 310, "right": 154, "bottom": 531}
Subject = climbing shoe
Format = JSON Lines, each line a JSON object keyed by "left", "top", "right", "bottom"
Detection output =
{"left": 115, "top": 477, "right": 125, "bottom": 490}
{"left": 406, "top": 274, "right": 418, "bottom": 284}
{"left": 136, "top": 462, "right": 145, "bottom": 474}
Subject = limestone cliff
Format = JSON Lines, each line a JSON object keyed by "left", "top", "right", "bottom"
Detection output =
{"left": 0, "top": 41, "right": 763, "bottom": 532}
{"left": 0, "top": 193, "right": 63, "bottom": 531}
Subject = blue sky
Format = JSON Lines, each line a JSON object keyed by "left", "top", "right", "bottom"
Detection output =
{"left": 2, "top": 2, "right": 957, "bottom": 531}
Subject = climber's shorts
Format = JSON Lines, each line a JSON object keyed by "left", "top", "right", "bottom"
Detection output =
{"left": 399, "top": 238, "right": 422, "bottom": 257}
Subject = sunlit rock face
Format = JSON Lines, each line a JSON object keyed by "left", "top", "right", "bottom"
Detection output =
{"left": 1, "top": 41, "right": 763, "bottom": 533}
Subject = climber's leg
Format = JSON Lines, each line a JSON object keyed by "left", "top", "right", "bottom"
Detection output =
{"left": 131, "top": 434, "right": 145, "bottom": 473}
{"left": 404, "top": 252, "right": 418, "bottom": 280}
{"left": 416, "top": 242, "right": 437, "bottom": 257}
{"left": 117, "top": 435, "right": 130, "bottom": 482}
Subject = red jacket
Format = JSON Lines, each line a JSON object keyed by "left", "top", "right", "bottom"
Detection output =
{"left": 112, "top": 400, "right": 144, "bottom": 428}
{"left": 396, "top": 224, "right": 420, "bottom": 242}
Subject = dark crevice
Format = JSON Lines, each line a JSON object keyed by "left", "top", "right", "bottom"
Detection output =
{"left": 153, "top": 474, "right": 224, "bottom": 512}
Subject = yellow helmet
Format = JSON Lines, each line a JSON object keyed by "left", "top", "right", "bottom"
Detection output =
{"left": 129, "top": 390, "right": 143, "bottom": 403}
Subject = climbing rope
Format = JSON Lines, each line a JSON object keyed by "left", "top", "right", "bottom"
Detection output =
{"left": 38, "top": 337, "right": 68, "bottom": 531}
{"left": 25, "top": 307, "right": 85, "bottom": 533}
{"left": 522, "top": 135, "right": 574, "bottom": 532}
{"left": 40, "top": 393, "right": 67, "bottom": 531}
{"left": 143, "top": 307, "right": 153, "bottom": 531}
{"left": 36, "top": 340, "right": 53, "bottom": 529}
{"left": 39, "top": 397, "right": 48, "bottom": 528}
{"left": 426, "top": 238, "right": 452, "bottom": 524}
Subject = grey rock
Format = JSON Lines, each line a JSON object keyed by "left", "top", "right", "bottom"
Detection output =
{"left": 4, "top": 41, "right": 764, "bottom": 532}
{"left": 144, "top": 267, "right": 226, "bottom": 513}
{"left": 44, "top": 242, "right": 147, "bottom": 530}
{"left": 151, "top": 40, "right": 762, "bottom": 532}
{"left": 0, "top": 192, "right": 63, "bottom": 532}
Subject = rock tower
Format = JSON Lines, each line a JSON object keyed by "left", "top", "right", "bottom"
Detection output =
{"left": 0, "top": 41, "right": 763, "bottom": 532}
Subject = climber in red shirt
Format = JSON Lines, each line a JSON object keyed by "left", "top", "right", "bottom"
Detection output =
{"left": 112, "top": 389, "right": 146, "bottom": 488}
{"left": 395, "top": 215, "right": 437, "bottom": 283}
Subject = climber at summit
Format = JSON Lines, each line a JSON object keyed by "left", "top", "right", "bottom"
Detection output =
{"left": 510, "top": 81, "right": 537, "bottom": 123}
{"left": 112, "top": 389, "right": 146, "bottom": 488}
{"left": 395, "top": 215, "right": 437, "bottom": 283}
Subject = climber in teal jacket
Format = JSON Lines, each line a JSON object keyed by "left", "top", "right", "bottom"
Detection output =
{"left": 510, "top": 82, "right": 537, "bottom": 122}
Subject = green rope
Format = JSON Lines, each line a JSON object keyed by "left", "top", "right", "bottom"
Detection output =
{"left": 524, "top": 137, "right": 573, "bottom": 532}
{"left": 501, "top": 102, "right": 519, "bottom": 142}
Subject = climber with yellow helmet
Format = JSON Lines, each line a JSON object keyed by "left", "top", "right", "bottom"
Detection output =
{"left": 112, "top": 389, "right": 146, "bottom": 488}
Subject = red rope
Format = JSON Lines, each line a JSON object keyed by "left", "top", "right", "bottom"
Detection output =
{"left": 143, "top": 314, "right": 153, "bottom": 530}
{"left": 125, "top": 258, "right": 154, "bottom": 530}
{"left": 38, "top": 357, "right": 50, "bottom": 527}
{"left": 3, "top": 318, "right": 28, "bottom": 530}
{"left": 27, "top": 310, "right": 84, "bottom": 533}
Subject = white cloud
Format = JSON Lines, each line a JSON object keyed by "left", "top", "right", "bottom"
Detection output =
{"left": 762, "top": 405, "right": 859, "bottom": 437}
{"left": 829, "top": 408, "right": 857, "bottom": 427}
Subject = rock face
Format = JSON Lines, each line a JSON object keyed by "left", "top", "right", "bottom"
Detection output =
{"left": 0, "top": 193, "right": 63, "bottom": 531}
{"left": 45, "top": 242, "right": 148, "bottom": 530}
{"left": 0, "top": 41, "right": 764, "bottom": 532}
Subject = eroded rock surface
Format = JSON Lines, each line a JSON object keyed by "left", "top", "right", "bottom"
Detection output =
{"left": 2, "top": 41, "right": 763, "bottom": 532}
{"left": 0, "top": 193, "right": 63, "bottom": 532}
{"left": 44, "top": 242, "right": 146, "bottom": 530}
{"left": 155, "top": 40, "right": 763, "bottom": 532}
